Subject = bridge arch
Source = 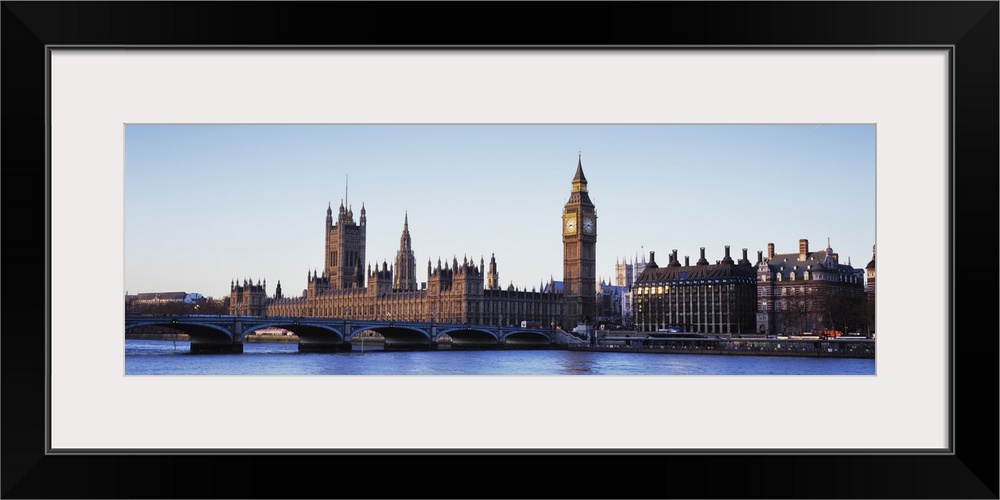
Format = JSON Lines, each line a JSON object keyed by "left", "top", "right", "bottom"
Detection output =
{"left": 125, "top": 318, "right": 235, "bottom": 343}
{"left": 348, "top": 324, "right": 433, "bottom": 346}
{"left": 501, "top": 329, "right": 553, "bottom": 345}
{"left": 243, "top": 321, "right": 345, "bottom": 343}
{"left": 433, "top": 326, "right": 500, "bottom": 346}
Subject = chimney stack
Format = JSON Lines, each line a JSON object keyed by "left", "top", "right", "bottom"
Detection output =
{"left": 722, "top": 245, "right": 734, "bottom": 264}
{"left": 685, "top": 256, "right": 690, "bottom": 266}
{"left": 799, "top": 239, "right": 809, "bottom": 261}
{"left": 767, "top": 243, "right": 775, "bottom": 259}
{"left": 697, "top": 247, "right": 709, "bottom": 266}
{"left": 757, "top": 250, "right": 764, "bottom": 263}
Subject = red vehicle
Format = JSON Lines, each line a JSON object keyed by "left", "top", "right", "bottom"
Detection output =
{"left": 815, "top": 329, "right": 843, "bottom": 339}
{"left": 520, "top": 321, "right": 543, "bottom": 329}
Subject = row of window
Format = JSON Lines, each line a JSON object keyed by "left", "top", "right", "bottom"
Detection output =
{"left": 763, "top": 272, "right": 863, "bottom": 283}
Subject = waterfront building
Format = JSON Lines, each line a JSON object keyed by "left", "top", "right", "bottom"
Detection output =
{"left": 755, "top": 238, "right": 867, "bottom": 336}
{"left": 865, "top": 244, "right": 876, "bottom": 295}
{"left": 633, "top": 247, "right": 757, "bottom": 335}
{"left": 864, "top": 244, "right": 876, "bottom": 336}
{"left": 230, "top": 158, "right": 613, "bottom": 328}
{"left": 130, "top": 291, "right": 205, "bottom": 305}
{"left": 230, "top": 280, "right": 268, "bottom": 316}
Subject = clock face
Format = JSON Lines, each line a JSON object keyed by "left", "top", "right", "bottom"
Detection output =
{"left": 564, "top": 216, "right": 577, "bottom": 234}
{"left": 583, "top": 217, "right": 594, "bottom": 234}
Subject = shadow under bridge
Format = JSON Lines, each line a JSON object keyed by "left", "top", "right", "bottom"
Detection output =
{"left": 432, "top": 326, "right": 501, "bottom": 350}
{"left": 252, "top": 321, "right": 348, "bottom": 353}
{"left": 501, "top": 329, "right": 554, "bottom": 347}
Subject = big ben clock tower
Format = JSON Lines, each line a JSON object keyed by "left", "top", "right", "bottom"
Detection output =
{"left": 562, "top": 153, "right": 597, "bottom": 331}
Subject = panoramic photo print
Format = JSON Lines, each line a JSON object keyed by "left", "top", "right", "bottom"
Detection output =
{"left": 125, "top": 124, "right": 876, "bottom": 375}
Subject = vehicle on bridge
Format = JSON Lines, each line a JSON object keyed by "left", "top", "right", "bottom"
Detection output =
{"left": 520, "top": 321, "right": 543, "bottom": 329}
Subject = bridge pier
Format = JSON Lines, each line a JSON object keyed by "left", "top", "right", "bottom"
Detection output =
{"left": 191, "top": 341, "right": 244, "bottom": 354}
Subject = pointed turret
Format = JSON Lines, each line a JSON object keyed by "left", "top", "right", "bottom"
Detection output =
{"left": 572, "top": 151, "right": 588, "bottom": 185}
{"left": 566, "top": 151, "right": 593, "bottom": 206}
{"left": 824, "top": 238, "right": 837, "bottom": 268}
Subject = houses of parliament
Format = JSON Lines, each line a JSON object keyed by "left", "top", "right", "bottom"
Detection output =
{"left": 230, "top": 156, "right": 598, "bottom": 330}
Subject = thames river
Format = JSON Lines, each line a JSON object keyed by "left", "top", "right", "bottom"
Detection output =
{"left": 125, "top": 339, "right": 875, "bottom": 375}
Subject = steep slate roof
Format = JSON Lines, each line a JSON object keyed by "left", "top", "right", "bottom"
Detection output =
{"left": 635, "top": 262, "right": 756, "bottom": 283}
{"left": 572, "top": 154, "right": 587, "bottom": 183}
{"left": 566, "top": 154, "right": 594, "bottom": 207}
{"left": 763, "top": 250, "right": 857, "bottom": 279}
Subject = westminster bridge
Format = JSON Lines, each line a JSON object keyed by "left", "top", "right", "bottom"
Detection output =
{"left": 125, "top": 314, "right": 564, "bottom": 353}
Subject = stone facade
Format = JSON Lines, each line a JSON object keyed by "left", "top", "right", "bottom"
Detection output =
{"left": 756, "top": 238, "right": 866, "bottom": 336}
{"left": 561, "top": 154, "right": 598, "bottom": 329}
{"left": 229, "top": 160, "right": 604, "bottom": 328}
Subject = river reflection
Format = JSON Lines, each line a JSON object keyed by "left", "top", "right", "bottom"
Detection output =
{"left": 125, "top": 340, "right": 875, "bottom": 376}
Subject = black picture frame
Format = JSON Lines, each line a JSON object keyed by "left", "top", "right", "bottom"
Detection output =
{"left": 3, "top": 2, "right": 997, "bottom": 498}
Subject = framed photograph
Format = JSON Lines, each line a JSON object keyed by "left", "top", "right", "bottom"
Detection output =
{"left": 4, "top": 2, "right": 996, "bottom": 498}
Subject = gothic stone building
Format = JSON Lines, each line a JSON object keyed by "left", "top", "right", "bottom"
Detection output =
{"left": 632, "top": 247, "right": 757, "bottom": 335}
{"left": 756, "top": 238, "right": 866, "bottom": 336}
{"left": 230, "top": 159, "right": 608, "bottom": 328}
{"left": 561, "top": 154, "right": 598, "bottom": 329}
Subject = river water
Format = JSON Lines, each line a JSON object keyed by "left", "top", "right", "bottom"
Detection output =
{"left": 125, "top": 339, "right": 875, "bottom": 375}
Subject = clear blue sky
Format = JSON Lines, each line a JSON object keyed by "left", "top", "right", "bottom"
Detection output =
{"left": 125, "top": 124, "right": 875, "bottom": 299}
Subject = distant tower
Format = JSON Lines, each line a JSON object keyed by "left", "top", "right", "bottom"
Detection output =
{"left": 633, "top": 251, "right": 648, "bottom": 279}
{"left": 562, "top": 152, "right": 597, "bottom": 329}
{"left": 394, "top": 213, "right": 417, "bottom": 291}
{"left": 614, "top": 257, "right": 633, "bottom": 288}
{"left": 486, "top": 253, "right": 500, "bottom": 290}
{"left": 325, "top": 196, "right": 367, "bottom": 289}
